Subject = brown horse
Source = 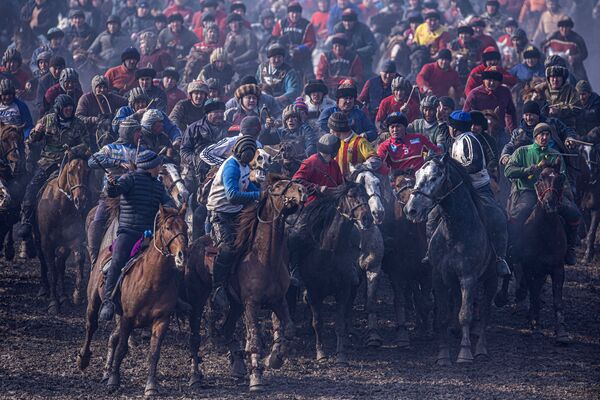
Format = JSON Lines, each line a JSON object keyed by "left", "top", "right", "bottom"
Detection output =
{"left": 77, "top": 205, "right": 188, "bottom": 396}
{"left": 0, "top": 123, "right": 26, "bottom": 260}
{"left": 213, "top": 176, "right": 306, "bottom": 391}
{"left": 388, "top": 172, "right": 432, "bottom": 347}
{"left": 35, "top": 151, "right": 90, "bottom": 313}
{"left": 518, "top": 167, "right": 569, "bottom": 343}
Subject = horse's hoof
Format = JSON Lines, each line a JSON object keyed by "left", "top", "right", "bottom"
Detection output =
{"left": 316, "top": 348, "right": 327, "bottom": 363}
{"left": 395, "top": 328, "right": 410, "bottom": 349}
{"left": 144, "top": 383, "right": 159, "bottom": 398}
{"left": 101, "top": 371, "right": 110, "bottom": 383}
{"left": 494, "top": 291, "right": 509, "bottom": 308}
{"left": 474, "top": 353, "right": 490, "bottom": 362}
{"left": 107, "top": 373, "right": 120, "bottom": 392}
{"left": 265, "top": 353, "right": 284, "bottom": 370}
{"left": 456, "top": 357, "right": 474, "bottom": 364}
{"left": 334, "top": 354, "right": 348, "bottom": 367}
{"left": 37, "top": 286, "right": 48, "bottom": 298}
{"left": 435, "top": 358, "right": 452, "bottom": 367}
{"left": 77, "top": 351, "right": 91, "bottom": 370}
{"left": 366, "top": 332, "right": 383, "bottom": 348}
{"left": 47, "top": 301, "right": 59, "bottom": 315}
{"left": 72, "top": 290, "right": 83, "bottom": 306}
{"left": 188, "top": 373, "right": 203, "bottom": 388}
{"left": 249, "top": 373, "right": 264, "bottom": 392}
{"left": 456, "top": 348, "right": 474, "bottom": 364}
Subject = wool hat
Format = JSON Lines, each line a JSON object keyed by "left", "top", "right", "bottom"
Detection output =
{"left": 457, "top": 25, "right": 474, "bottom": 35}
{"left": 331, "top": 34, "right": 348, "bottom": 47}
{"left": 69, "top": 9, "right": 85, "bottom": 19}
{"left": 91, "top": 75, "right": 109, "bottom": 91}
{"left": 437, "top": 49, "right": 452, "bottom": 60}
{"left": 235, "top": 84, "right": 261, "bottom": 100}
{"left": 523, "top": 45, "right": 541, "bottom": 59}
{"left": 486, "top": 0, "right": 500, "bottom": 7}
{"left": 121, "top": 47, "right": 140, "bottom": 62}
{"left": 448, "top": 111, "right": 472, "bottom": 131}
{"left": 294, "top": 97, "right": 308, "bottom": 113}
{"left": 117, "top": 118, "right": 141, "bottom": 143}
{"left": 317, "top": 134, "right": 341, "bottom": 155}
{"left": 557, "top": 16, "right": 574, "bottom": 28}
{"left": 232, "top": 135, "right": 257, "bottom": 158}
{"left": 167, "top": 13, "right": 184, "bottom": 23}
{"left": 327, "top": 112, "right": 351, "bottom": 132}
{"left": 304, "top": 79, "right": 328, "bottom": 95}
{"left": 470, "top": 111, "right": 488, "bottom": 130}
{"left": 380, "top": 60, "right": 397, "bottom": 73}
{"left": 239, "top": 75, "right": 258, "bottom": 85}
{"left": 438, "top": 96, "right": 455, "bottom": 109}
{"left": 342, "top": 9, "right": 358, "bottom": 22}
{"left": 240, "top": 116, "right": 262, "bottom": 136}
{"left": 482, "top": 46, "right": 501, "bottom": 62}
{"left": 54, "top": 94, "right": 75, "bottom": 117}
{"left": 522, "top": 100, "right": 541, "bottom": 115}
{"left": 162, "top": 67, "right": 179, "bottom": 81}
{"left": 135, "top": 68, "right": 156, "bottom": 80}
{"left": 136, "top": 150, "right": 161, "bottom": 170}
{"left": 576, "top": 80, "right": 592, "bottom": 93}
{"left": 201, "top": 13, "right": 216, "bottom": 22}
{"left": 533, "top": 122, "right": 552, "bottom": 137}
{"left": 408, "top": 15, "right": 424, "bottom": 24}
{"left": 335, "top": 79, "right": 357, "bottom": 99}
{"left": 107, "top": 15, "right": 121, "bottom": 25}
{"left": 37, "top": 50, "right": 52, "bottom": 62}
{"left": 187, "top": 80, "right": 208, "bottom": 94}
{"left": 385, "top": 112, "right": 408, "bottom": 127}
{"left": 287, "top": 1, "right": 302, "bottom": 13}
{"left": 202, "top": 0, "right": 218, "bottom": 9}
{"left": 481, "top": 66, "right": 503, "bottom": 82}
{"left": 204, "top": 99, "right": 225, "bottom": 113}
{"left": 49, "top": 56, "right": 66, "bottom": 68}
{"left": 267, "top": 43, "right": 286, "bottom": 58}
{"left": 210, "top": 47, "right": 227, "bottom": 63}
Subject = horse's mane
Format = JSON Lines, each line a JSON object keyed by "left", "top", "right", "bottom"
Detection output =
{"left": 303, "top": 182, "right": 357, "bottom": 241}
{"left": 443, "top": 156, "right": 485, "bottom": 218}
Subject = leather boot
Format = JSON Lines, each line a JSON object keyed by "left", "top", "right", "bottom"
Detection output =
{"left": 99, "top": 260, "right": 120, "bottom": 321}
{"left": 211, "top": 250, "right": 233, "bottom": 309}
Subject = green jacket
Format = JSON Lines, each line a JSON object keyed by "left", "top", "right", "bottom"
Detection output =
{"left": 504, "top": 143, "right": 565, "bottom": 191}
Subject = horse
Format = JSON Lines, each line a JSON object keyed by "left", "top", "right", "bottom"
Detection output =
{"left": 578, "top": 128, "right": 600, "bottom": 262}
{"left": 77, "top": 205, "right": 189, "bottom": 396}
{"left": 517, "top": 167, "right": 570, "bottom": 343}
{"left": 349, "top": 168, "right": 387, "bottom": 347}
{"left": 405, "top": 155, "right": 497, "bottom": 365}
{"left": 288, "top": 182, "right": 372, "bottom": 364}
{"left": 35, "top": 150, "right": 90, "bottom": 313}
{"left": 388, "top": 171, "right": 432, "bottom": 348}
{"left": 263, "top": 139, "right": 305, "bottom": 177}
{"left": 214, "top": 176, "right": 306, "bottom": 391}
{"left": 0, "top": 123, "right": 26, "bottom": 260}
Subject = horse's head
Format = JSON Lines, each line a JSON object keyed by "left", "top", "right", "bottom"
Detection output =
{"left": 158, "top": 163, "right": 189, "bottom": 208}
{"left": 280, "top": 140, "right": 304, "bottom": 176}
{"left": 249, "top": 148, "right": 272, "bottom": 183}
{"left": 335, "top": 181, "right": 373, "bottom": 231}
{"left": 0, "top": 123, "right": 22, "bottom": 169}
{"left": 61, "top": 152, "right": 90, "bottom": 211}
{"left": 0, "top": 178, "right": 11, "bottom": 210}
{"left": 535, "top": 165, "right": 565, "bottom": 214}
{"left": 404, "top": 156, "right": 448, "bottom": 222}
{"left": 392, "top": 171, "right": 416, "bottom": 207}
{"left": 267, "top": 175, "right": 307, "bottom": 215}
{"left": 156, "top": 204, "right": 189, "bottom": 268}
{"left": 350, "top": 166, "right": 385, "bottom": 224}
{"left": 95, "top": 118, "right": 114, "bottom": 149}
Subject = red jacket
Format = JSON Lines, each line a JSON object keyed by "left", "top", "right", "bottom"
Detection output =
{"left": 463, "top": 84, "right": 517, "bottom": 131}
{"left": 473, "top": 34, "right": 499, "bottom": 59}
{"left": 43, "top": 83, "right": 83, "bottom": 115}
{"left": 377, "top": 134, "right": 441, "bottom": 174}
{"left": 376, "top": 95, "right": 420, "bottom": 124}
{"left": 416, "top": 62, "right": 462, "bottom": 97}
{"left": 310, "top": 11, "right": 330, "bottom": 41}
{"left": 465, "top": 64, "right": 518, "bottom": 96}
{"left": 292, "top": 153, "right": 344, "bottom": 203}
{"left": 139, "top": 49, "right": 175, "bottom": 73}
{"left": 105, "top": 65, "right": 137, "bottom": 95}
{"left": 316, "top": 52, "right": 364, "bottom": 90}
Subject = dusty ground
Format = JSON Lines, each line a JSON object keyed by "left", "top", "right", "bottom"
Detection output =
{"left": 1, "top": 252, "right": 599, "bottom": 400}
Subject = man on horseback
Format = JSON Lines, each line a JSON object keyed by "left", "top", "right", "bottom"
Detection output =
{"left": 261, "top": 104, "right": 319, "bottom": 158}
{"left": 504, "top": 123, "right": 581, "bottom": 265}
{"left": 99, "top": 149, "right": 176, "bottom": 321}
{"left": 377, "top": 111, "right": 441, "bottom": 174}
{"left": 407, "top": 95, "right": 450, "bottom": 151}
{"left": 425, "top": 111, "right": 511, "bottom": 276}
{"left": 206, "top": 135, "right": 261, "bottom": 308}
{"left": 0, "top": 79, "right": 33, "bottom": 138}
{"left": 18, "top": 94, "right": 90, "bottom": 240}
{"left": 87, "top": 118, "right": 141, "bottom": 267}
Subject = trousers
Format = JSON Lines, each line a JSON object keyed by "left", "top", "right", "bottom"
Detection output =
{"left": 103, "top": 229, "right": 141, "bottom": 302}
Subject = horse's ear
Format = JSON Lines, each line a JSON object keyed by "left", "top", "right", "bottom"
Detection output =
{"left": 178, "top": 201, "right": 187, "bottom": 216}
{"left": 553, "top": 156, "right": 562, "bottom": 171}
{"left": 159, "top": 204, "right": 165, "bottom": 216}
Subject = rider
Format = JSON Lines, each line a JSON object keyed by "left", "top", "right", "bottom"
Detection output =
{"left": 575, "top": 80, "right": 600, "bottom": 136}
{"left": 0, "top": 79, "right": 33, "bottom": 138}
{"left": 206, "top": 135, "right": 261, "bottom": 308}
{"left": 426, "top": 111, "right": 511, "bottom": 276}
{"left": 327, "top": 111, "right": 381, "bottom": 176}
{"left": 199, "top": 116, "right": 263, "bottom": 167}
{"left": 75, "top": 75, "right": 127, "bottom": 137}
{"left": 543, "top": 65, "right": 581, "bottom": 129}
{"left": 18, "top": 94, "right": 90, "bottom": 240}
{"left": 169, "top": 80, "right": 208, "bottom": 132}
{"left": 376, "top": 76, "right": 419, "bottom": 128}
{"left": 87, "top": 118, "right": 141, "bottom": 266}
{"left": 256, "top": 43, "right": 301, "bottom": 107}
{"left": 140, "top": 109, "right": 177, "bottom": 161}
{"left": 99, "top": 149, "right": 176, "bottom": 321}
{"left": 261, "top": 104, "right": 318, "bottom": 158}
{"left": 377, "top": 112, "right": 441, "bottom": 174}
{"left": 43, "top": 68, "right": 84, "bottom": 116}
{"left": 504, "top": 122, "right": 581, "bottom": 265}
{"left": 407, "top": 95, "right": 450, "bottom": 151}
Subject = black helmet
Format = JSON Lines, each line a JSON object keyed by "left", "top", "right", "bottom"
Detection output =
{"left": 0, "top": 79, "right": 15, "bottom": 96}
{"left": 2, "top": 48, "right": 22, "bottom": 67}
{"left": 317, "top": 134, "right": 341, "bottom": 156}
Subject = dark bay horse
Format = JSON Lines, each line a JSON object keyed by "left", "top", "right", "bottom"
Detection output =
{"left": 35, "top": 151, "right": 90, "bottom": 313}
{"left": 388, "top": 172, "right": 432, "bottom": 348}
{"left": 216, "top": 177, "right": 306, "bottom": 391}
{"left": 519, "top": 167, "right": 570, "bottom": 343}
{"left": 288, "top": 182, "right": 372, "bottom": 364}
{"left": 578, "top": 128, "right": 600, "bottom": 262}
{"left": 405, "top": 155, "right": 497, "bottom": 365}
{"left": 77, "top": 205, "right": 188, "bottom": 396}
{"left": 0, "top": 123, "right": 26, "bottom": 260}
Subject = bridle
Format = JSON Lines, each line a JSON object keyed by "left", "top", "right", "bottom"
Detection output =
{"left": 57, "top": 155, "right": 88, "bottom": 203}
{"left": 335, "top": 186, "right": 370, "bottom": 230}
{"left": 152, "top": 213, "right": 187, "bottom": 257}
{"left": 535, "top": 177, "right": 563, "bottom": 204}
{"left": 393, "top": 177, "right": 415, "bottom": 206}
{"left": 257, "top": 180, "right": 302, "bottom": 224}
{"left": 411, "top": 165, "right": 464, "bottom": 206}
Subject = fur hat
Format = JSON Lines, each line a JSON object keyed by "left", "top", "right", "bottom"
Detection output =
{"left": 481, "top": 66, "right": 503, "bottom": 82}
{"left": 523, "top": 101, "right": 541, "bottom": 115}
{"left": 437, "top": 49, "right": 452, "bottom": 60}
{"left": 135, "top": 68, "right": 156, "bottom": 80}
{"left": 576, "top": 80, "right": 593, "bottom": 93}
{"left": 121, "top": 47, "right": 140, "bottom": 63}
{"left": 235, "top": 84, "right": 261, "bottom": 100}
{"left": 557, "top": 16, "right": 574, "bottom": 28}
{"left": 304, "top": 79, "right": 328, "bottom": 95}
{"left": 523, "top": 46, "right": 541, "bottom": 59}
{"left": 162, "top": 67, "right": 179, "bottom": 81}
{"left": 187, "top": 80, "right": 208, "bottom": 95}
{"left": 327, "top": 112, "right": 351, "bottom": 132}
{"left": 342, "top": 9, "right": 358, "bottom": 22}
{"left": 167, "top": 13, "right": 184, "bottom": 23}
{"left": 380, "top": 60, "right": 397, "bottom": 73}
{"left": 267, "top": 43, "right": 286, "bottom": 58}
{"left": 91, "top": 75, "right": 109, "bottom": 91}
{"left": 136, "top": 150, "right": 161, "bottom": 170}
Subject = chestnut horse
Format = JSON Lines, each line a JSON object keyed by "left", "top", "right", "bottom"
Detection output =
{"left": 35, "top": 151, "right": 90, "bottom": 313}
{"left": 0, "top": 123, "right": 26, "bottom": 260}
{"left": 77, "top": 205, "right": 188, "bottom": 396}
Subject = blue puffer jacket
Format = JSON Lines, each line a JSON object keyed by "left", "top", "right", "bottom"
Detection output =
{"left": 112, "top": 106, "right": 182, "bottom": 142}
{"left": 107, "top": 170, "right": 176, "bottom": 234}
{"left": 318, "top": 105, "right": 377, "bottom": 142}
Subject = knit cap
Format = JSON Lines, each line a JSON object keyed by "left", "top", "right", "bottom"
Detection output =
{"left": 327, "top": 112, "right": 351, "bottom": 132}
{"left": 136, "top": 150, "right": 161, "bottom": 170}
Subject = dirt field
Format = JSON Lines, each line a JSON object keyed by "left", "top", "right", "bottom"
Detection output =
{"left": 1, "top": 252, "right": 599, "bottom": 400}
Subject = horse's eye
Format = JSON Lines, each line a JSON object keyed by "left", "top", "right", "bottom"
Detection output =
{"left": 257, "top": 156, "right": 263, "bottom": 162}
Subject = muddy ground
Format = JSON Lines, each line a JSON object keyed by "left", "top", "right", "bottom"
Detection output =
{"left": 1, "top": 252, "right": 599, "bottom": 400}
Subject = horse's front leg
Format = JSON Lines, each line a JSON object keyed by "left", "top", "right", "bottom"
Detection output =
{"left": 77, "top": 283, "right": 102, "bottom": 371}
{"left": 107, "top": 317, "right": 133, "bottom": 393}
{"left": 54, "top": 247, "right": 69, "bottom": 306}
{"left": 551, "top": 265, "right": 569, "bottom": 344}
{"left": 72, "top": 246, "right": 86, "bottom": 305}
{"left": 243, "top": 302, "right": 264, "bottom": 392}
{"left": 145, "top": 317, "right": 170, "bottom": 397}
{"left": 456, "top": 277, "right": 475, "bottom": 363}
{"left": 475, "top": 270, "right": 497, "bottom": 360}
{"left": 334, "top": 288, "right": 352, "bottom": 366}
{"left": 390, "top": 273, "right": 410, "bottom": 348}
{"left": 266, "top": 298, "right": 294, "bottom": 370}
{"left": 584, "top": 210, "right": 600, "bottom": 263}
{"left": 222, "top": 301, "right": 246, "bottom": 379}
